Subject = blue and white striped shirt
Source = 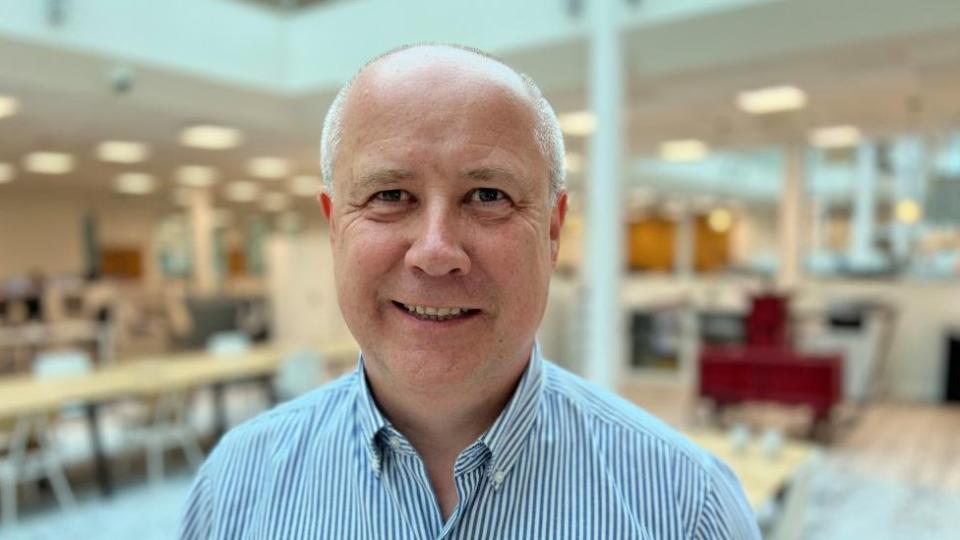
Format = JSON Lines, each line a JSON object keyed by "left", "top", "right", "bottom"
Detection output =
{"left": 180, "top": 346, "right": 760, "bottom": 539}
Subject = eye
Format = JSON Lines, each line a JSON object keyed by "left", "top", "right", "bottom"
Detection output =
{"left": 468, "top": 188, "right": 509, "bottom": 204}
{"left": 372, "top": 189, "right": 411, "bottom": 203}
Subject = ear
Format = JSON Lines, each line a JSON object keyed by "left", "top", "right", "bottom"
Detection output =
{"left": 549, "top": 190, "right": 568, "bottom": 266}
{"left": 319, "top": 189, "right": 334, "bottom": 221}
{"left": 319, "top": 189, "right": 337, "bottom": 244}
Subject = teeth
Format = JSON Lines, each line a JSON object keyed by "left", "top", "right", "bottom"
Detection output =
{"left": 401, "top": 303, "right": 470, "bottom": 320}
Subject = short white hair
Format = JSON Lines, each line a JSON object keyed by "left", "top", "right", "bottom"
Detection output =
{"left": 320, "top": 43, "right": 566, "bottom": 203}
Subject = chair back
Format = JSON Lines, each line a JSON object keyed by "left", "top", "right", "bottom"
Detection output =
{"left": 33, "top": 349, "right": 92, "bottom": 379}
{"left": 206, "top": 331, "right": 251, "bottom": 358}
{"left": 746, "top": 293, "right": 789, "bottom": 346}
{"left": 275, "top": 349, "right": 326, "bottom": 400}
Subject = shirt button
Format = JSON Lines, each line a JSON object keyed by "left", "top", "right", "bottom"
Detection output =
{"left": 492, "top": 470, "right": 506, "bottom": 484}
{"left": 389, "top": 437, "right": 402, "bottom": 449}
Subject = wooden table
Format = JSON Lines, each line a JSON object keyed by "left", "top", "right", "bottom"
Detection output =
{"left": 688, "top": 431, "right": 817, "bottom": 512}
{"left": 0, "top": 341, "right": 359, "bottom": 496}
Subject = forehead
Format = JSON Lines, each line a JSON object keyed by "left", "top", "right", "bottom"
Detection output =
{"left": 336, "top": 49, "right": 544, "bottom": 178}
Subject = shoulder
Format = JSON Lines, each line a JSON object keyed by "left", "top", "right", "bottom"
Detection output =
{"left": 201, "top": 371, "right": 357, "bottom": 476}
{"left": 542, "top": 361, "right": 707, "bottom": 464}
{"left": 541, "top": 361, "right": 760, "bottom": 538}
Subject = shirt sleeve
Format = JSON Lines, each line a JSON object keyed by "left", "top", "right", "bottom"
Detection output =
{"left": 179, "top": 469, "right": 214, "bottom": 540}
{"left": 695, "top": 457, "right": 762, "bottom": 540}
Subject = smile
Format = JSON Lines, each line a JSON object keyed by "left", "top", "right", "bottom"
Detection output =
{"left": 392, "top": 301, "right": 479, "bottom": 322}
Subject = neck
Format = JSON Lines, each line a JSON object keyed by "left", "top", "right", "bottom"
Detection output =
{"left": 364, "top": 359, "right": 528, "bottom": 462}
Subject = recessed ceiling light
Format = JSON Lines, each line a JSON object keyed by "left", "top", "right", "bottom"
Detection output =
{"left": 0, "top": 96, "right": 19, "bottom": 119}
{"left": 563, "top": 153, "right": 583, "bottom": 174}
{"left": 97, "top": 140, "right": 150, "bottom": 163}
{"left": 659, "top": 139, "right": 709, "bottom": 162}
{"left": 248, "top": 157, "right": 290, "bottom": 179}
{"left": 558, "top": 111, "right": 596, "bottom": 136}
{"left": 262, "top": 192, "right": 288, "bottom": 212}
{"left": 707, "top": 208, "right": 733, "bottom": 233}
{"left": 179, "top": 124, "right": 242, "bottom": 150}
{"left": 176, "top": 165, "right": 219, "bottom": 187}
{"left": 289, "top": 175, "right": 322, "bottom": 197}
{"left": 0, "top": 163, "right": 14, "bottom": 184}
{"left": 24, "top": 152, "right": 75, "bottom": 174}
{"left": 895, "top": 199, "right": 922, "bottom": 224}
{"left": 736, "top": 85, "right": 807, "bottom": 114}
{"left": 808, "top": 125, "right": 862, "bottom": 148}
{"left": 226, "top": 180, "right": 259, "bottom": 202}
{"left": 114, "top": 172, "right": 156, "bottom": 195}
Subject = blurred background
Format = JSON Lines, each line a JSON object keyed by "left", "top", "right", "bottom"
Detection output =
{"left": 1, "top": 0, "right": 959, "bottom": 538}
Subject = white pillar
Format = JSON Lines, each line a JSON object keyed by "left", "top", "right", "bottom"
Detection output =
{"left": 584, "top": 0, "right": 623, "bottom": 388}
{"left": 807, "top": 148, "right": 826, "bottom": 253}
{"left": 890, "top": 136, "right": 924, "bottom": 260}
{"left": 777, "top": 145, "right": 805, "bottom": 289}
{"left": 849, "top": 141, "right": 879, "bottom": 270}
{"left": 189, "top": 188, "right": 216, "bottom": 293}
{"left": 674, "top": 207, "right": 694, "bottom": 278}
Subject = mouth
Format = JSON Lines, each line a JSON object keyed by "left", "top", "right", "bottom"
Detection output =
{"left": 391, "top": 301, "right": 481, "bottom": 322}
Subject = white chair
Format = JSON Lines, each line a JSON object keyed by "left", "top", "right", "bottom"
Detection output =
{"left": 275, "top": 349, "right": 326, "bottom": 401}
{"left": 122, "top": 390, "right": 205, "bottom": 485}
{"left": 206, "top": 331, "right": 251, "bottom": 358}
{"left": 765, "top": 451, "right": 822, "bottom": 540}
{"left": 0, "top": 350, "right": 88, "bottom": 527}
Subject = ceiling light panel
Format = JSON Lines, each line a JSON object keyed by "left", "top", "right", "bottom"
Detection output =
{"left": 248, "top": 157, "right": 290, "bottom": 179}
{"left": 114, "top": 172, "right": 156, "bottom": 195}
{"left": 659, "top": 139, "right": 709, "bottom": 162}
{"left": 0, "top": 163, "right": 14, "bottom": 184}
{"left": 97, "top": 140, "right": 150, "bottom": 163}
{"left": 0, "top": 96, "right": 19, "bottom": 119}
{"left": 176, "top": 165, "right": 219, "bottom": 187}
{"left": 736, "top": 85, "right": 807, "bottom": 114}
{"left": 226, "top": 180, "right": 260, "bottom": 202}
{"left": 289, "top": 175, "right": 322, "bottom": 197}
{"left": 179, "top": 125, "right": 243, "bottom": 150}
{"left": 558, "top": 111, "right": 597, "bottom": 136}
{"left": 24, "top": 152, "right": 75, "bottom": 174}
{"left": 809, "top": 125, "right": 862, "bottom": 148}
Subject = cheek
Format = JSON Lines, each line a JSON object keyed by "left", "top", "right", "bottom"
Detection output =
{"left": 335, "top": 224, "right": 406, "bottom": 297}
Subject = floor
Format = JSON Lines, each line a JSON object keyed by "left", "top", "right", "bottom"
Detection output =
{"left": 2, "top": 380, "right": 959, "bottom": 539}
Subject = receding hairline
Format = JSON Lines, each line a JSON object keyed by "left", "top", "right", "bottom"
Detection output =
{"left": 321, "top": 43, "right": 566, "bottom": 202}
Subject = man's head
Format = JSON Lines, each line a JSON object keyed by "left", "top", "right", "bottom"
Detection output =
{"left": 319, "top": 44, "right": 567, "bottom": 395}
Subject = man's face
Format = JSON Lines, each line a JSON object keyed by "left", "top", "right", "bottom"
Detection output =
{"left": 321, "top": 52, "right": 566, "bottom": 394}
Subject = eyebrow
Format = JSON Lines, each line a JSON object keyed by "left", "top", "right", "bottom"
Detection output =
{"left": 355, "top": 168, "right": 417, "bottom": 192}
{"left": 460, "top": 166, "right": 519, "bottom": 185}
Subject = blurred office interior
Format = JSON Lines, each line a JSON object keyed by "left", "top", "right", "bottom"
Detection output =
{"left": 1, "top": 0, "right": 960, "bottom": 538}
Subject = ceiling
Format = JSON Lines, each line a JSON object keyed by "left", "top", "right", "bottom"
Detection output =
{"left": 1, "top": 0, "right": 959, "bottom": 212}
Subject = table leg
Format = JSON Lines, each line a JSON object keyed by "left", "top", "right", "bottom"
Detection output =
{"left": 260, "top": 375, "right": 278, "bottom": 407}
{"left": 85, "top": 403, "right": 112, "bottom": 497}
{"left": 213, "top": 382, "right": 227, "bottom": 440}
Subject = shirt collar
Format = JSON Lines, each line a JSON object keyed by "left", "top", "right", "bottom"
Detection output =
{"left": 477, "top": 342, "right": 544, "bottom": 484}
{"left": 355, "top": 355, "right": 389, "bottom": 474}
{"left": 353, "top": 343, "right": 545, "bottom": 481}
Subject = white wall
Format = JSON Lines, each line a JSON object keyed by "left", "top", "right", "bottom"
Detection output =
{"left": 0, "top": 196, "right": 84, "bottom": 279}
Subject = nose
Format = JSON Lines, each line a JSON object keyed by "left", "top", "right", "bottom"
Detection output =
{"left": 404, "top": 204, "right": 471, "bottom": 277}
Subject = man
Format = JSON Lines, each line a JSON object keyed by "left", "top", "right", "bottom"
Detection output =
{"left": 180, "top": 44, "right": 760, "bottom": 539}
